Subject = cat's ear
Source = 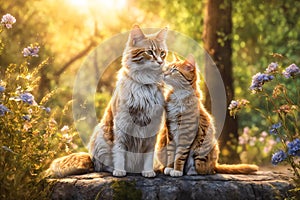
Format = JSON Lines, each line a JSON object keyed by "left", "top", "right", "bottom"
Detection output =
{"left": 130, "top": 24, "right": 145, "bottom": 46}
{"left": 156, "top": 26, "right": 168, "bottom": 41}
{"left": 184, "top": 54, "right": 196, "bottom": 71}
{"left": 172, "top": 53, "right": 181, "bottom": 61}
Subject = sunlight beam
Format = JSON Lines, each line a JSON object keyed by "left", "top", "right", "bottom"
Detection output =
{"left": 67, "top": 0, "right": 127, "bottom": 10}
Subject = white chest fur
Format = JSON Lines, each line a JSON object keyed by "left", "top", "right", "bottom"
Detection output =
{"left": 114, "top": 77, "right": 165, "bottom": 139}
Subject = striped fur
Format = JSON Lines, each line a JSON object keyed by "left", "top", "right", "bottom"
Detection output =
{"left": 47, "top": 25, "right": 168, "bottom": 178}
{"left": 89, "top": 25, "right": 168, "bottom": 177}
{"left": 45, "top": 152, "right": 94, "bottom": 178}
{"left": 155, "top": 54, "right": 258, "bottom": 177}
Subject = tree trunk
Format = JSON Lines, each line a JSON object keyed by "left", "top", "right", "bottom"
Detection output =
{"left": 203, "top": 0, "right": 239, "bottom": 162}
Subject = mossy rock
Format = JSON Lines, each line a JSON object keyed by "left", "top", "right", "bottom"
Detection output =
{"left": 50, "top": 171, "right": 295, "bottom": 200}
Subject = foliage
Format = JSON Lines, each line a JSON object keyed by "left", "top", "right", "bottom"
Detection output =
{"left": 0, "top": 0, "right": 299, "bottom": 181}
{"left": 0, "top": 15, "right": 78, "bottom": 199}
{"left": 229, "top": 60, "right": 300, "bottom": 184}
{"left": 138, "top": 0, "right": 204, "bottom": 42}
{"left": 232, "top": 0, "right": 300, "bottom": 131}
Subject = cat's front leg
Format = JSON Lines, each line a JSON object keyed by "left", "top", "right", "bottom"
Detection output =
{"left": 142, "top": 152, "right": 156, "bottom": 177}
{"left": 112, "top": 153, "right": 126, "bottom": 176}
{"left": 170, "top": 145, "right": 191, "bottom": 177}
{"left": 164, "top": 139, "right": 176, "bottom": 175}
{"left": 112, "top": 139, "right": 127, "bottom": 177}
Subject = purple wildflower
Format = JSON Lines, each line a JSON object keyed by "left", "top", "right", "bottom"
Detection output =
{"left": 250, "top": 72, "right": 274, "bottom": 91}
{"left": 282, "top": 64, "right": 300, "bottom": 78}
{"left": 0, "top": 104, "right": 10, "bottom": 116}
{"left": 19, "top": 93, "right": 36, "bottom": 105}
{"left": 228, "top": 99, "right": 249, "bottom": 117}
{"left": 271, "top": 150, "right": 287, "bottom": 165}
{"left": 1, "top": 14, "right": 16, "bottom": 29}
{"left": 0, "top": 86, "right": 5, "bottom": 92}
{"left": 269, "top": 122, "right": 282, "bottom": 135}
{"left": 22, "top": 115, "right": 31, "bottom": 121}
{"left": 41, "top": 106, "right": 51, "bottom": 113}
{"left": 287, "top": 138, "right": 300, "bottom": 156}
{"left": 22, "top": 45, "right": 40, "bottom": 57}
{"left": 265, "top": 62, "right": 278, "bottom": 74}
{"left": 228, "top": 100, "right": 239, "bottom": 110}
{"left": 45, "top": 107, "right": 51, "bottom": 113}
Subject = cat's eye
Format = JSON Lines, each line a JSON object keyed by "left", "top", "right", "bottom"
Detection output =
{"left": 146, "top": 50, "right": 154, "bottom": 56}
{"left": 160, "top": 51, "right": 166, "bottom": 57}
{"left": 170, "top": 67, "right": 178, "bottom": 73}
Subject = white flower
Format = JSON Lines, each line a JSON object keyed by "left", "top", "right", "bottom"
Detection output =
{"left": 1, "top": 14, "right": 16, "bottom": 29}
{"left": 61, "top": 125, "right": 69, "bottom": 133}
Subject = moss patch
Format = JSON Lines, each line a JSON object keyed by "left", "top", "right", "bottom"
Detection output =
{"left": 111, "top": 180, "right": 142, "bottom": 200}
{"left": 95, "top": 180, "right": 142, "bottom": 200}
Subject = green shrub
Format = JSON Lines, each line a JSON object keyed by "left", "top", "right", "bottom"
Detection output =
{"left": 229, "top": 60, "right": 300, "bottom": 185}
{"left": 0, "top": 13, "right": 76, "bottom": 199}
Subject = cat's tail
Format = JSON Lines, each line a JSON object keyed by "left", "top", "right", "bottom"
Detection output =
{"left": 44, "top": 152, "right": 94, "bottom": 178}
{"left": 215, "top": 163, "right": 258, "bottom": 174}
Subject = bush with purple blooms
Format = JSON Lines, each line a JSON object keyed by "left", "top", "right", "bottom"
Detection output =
{"left": 0, "top": 14, "right": 78, "bottom": 200}
{"left": 229, "top": 59, "right": 300, "bottom": 184}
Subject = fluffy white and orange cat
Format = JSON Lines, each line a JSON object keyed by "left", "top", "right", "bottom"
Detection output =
{"left": 47, "top": 25, "right": 168, "bottom": 178}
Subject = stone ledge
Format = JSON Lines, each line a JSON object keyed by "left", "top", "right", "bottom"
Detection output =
{"left": 50, "top": 171, "right": 295, "bottom": 200}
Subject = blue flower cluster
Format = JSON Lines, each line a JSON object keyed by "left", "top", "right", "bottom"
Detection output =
{"left": 271, "top": 138, "right": 300, "bottom": 165}
{"left": 282, "top": 64, "right": 300, "bottom": 78}
{"left": 269, "top": 122, "right": 282, "bottom": 134}
{"left": 19, "top": 93, "right": 36, "bottom": 105}
{"left": 0, "top": 104, "right": 10, "bottom": 116}
{"left": 287, "top": 138, "right": 300, "bottom": 156}
{"left": 265, "top": 62, "right": 278, "bottom": 74}
{"left": 22, "top": 115, "right": 30, "bottom": 121}
{"left": 271, "top": 150, "right": 287, "bottom": 165}
{"left": 250, "top": 72, "right": 274, "bottom": 91}
{"left": 0, "top": 86, "right": 5, "bottom": 92}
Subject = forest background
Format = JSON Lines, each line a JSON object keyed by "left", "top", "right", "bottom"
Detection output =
{"left": 1, "top": 0, "right": 299, "bottom": 182}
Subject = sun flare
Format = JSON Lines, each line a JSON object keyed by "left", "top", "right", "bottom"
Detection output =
{"left": 67, "top": 0, "right": 127, "bottom": 10}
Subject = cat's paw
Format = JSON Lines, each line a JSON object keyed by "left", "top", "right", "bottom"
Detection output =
{"left": 170, "top": 169, "right": 183, "bottom": 177}
{"left": 142, "top": 170, "right": 156, "bottom": 178}
{"left": 113, "top": 169, "right": 126, "bottom": 177}
{"left": 164, "top": 167, "right": 173, "bottom": 175}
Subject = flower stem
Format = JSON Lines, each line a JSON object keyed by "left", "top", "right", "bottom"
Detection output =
{"left": 288, "top": 156, "right": 300, "bottom": 179}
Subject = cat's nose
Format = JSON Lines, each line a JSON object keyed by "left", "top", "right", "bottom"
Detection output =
{"left": 157, "top": 60, "right": 163, "bottom": 65}
{"left": 156, "top": 57, "right": 163, "bottom": 65}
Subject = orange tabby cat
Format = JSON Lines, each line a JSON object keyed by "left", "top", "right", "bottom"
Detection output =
{"left": 155, "top": 54, "right": 258, "bottom": 176}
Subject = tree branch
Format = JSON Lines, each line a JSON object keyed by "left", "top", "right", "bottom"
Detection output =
{"left": 55, "top": 41, "right": 96, "bottom": 77}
